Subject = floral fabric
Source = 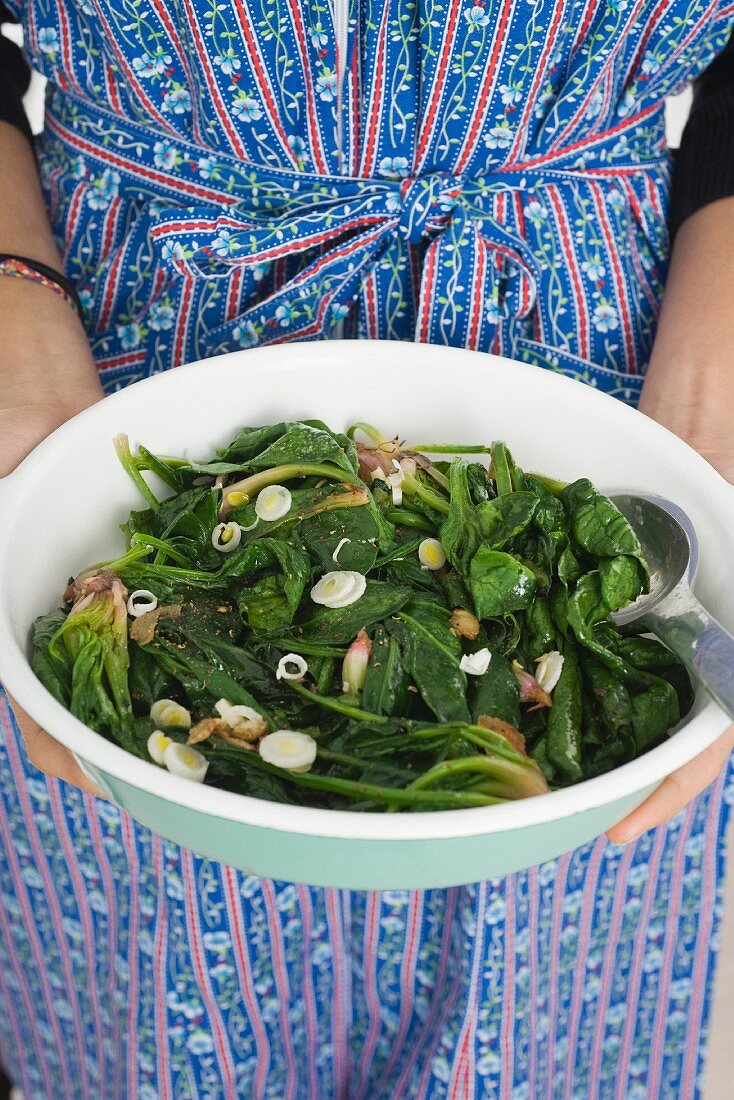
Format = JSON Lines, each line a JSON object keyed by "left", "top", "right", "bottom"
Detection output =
{"left": 1, "top": 0, "right": 734, "bottom": 1094}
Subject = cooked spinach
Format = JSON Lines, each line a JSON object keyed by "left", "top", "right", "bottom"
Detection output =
{"left": 32, "top": 424, "right": 692, "bottom": 812}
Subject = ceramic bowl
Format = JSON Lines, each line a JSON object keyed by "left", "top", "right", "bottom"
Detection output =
{"left": 1, "top": 341, "right": 732, "bottom": 888}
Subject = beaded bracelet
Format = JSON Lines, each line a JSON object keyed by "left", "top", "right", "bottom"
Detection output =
{"left": 0, "top": 253, "right": 85, "bottom": 322}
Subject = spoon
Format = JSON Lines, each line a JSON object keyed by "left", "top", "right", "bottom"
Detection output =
{"left": 610, "top": 493, "right": 734, "bottom": 721}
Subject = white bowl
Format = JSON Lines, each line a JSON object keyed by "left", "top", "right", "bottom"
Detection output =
{"left": 0, "top": 341, "right": 732, "bottom": 888}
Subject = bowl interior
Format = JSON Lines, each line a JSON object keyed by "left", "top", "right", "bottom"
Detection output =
{"left": 1, "top": 341, "right": 732, "bottom": 838}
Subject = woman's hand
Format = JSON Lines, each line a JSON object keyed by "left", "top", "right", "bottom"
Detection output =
{"left": 607, "top": 199, "right": 734, "bottom": 843}
{"left": 1, "top": 279, "right": 108, "bottom": 797}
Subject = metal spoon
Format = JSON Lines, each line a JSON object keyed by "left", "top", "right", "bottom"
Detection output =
{"left": 610, "top": 493, "right": 734, "bottom": 721}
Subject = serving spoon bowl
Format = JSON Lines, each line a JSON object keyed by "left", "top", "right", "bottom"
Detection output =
{"left": 611, "top": 494, "right": 734, "bottom": 721}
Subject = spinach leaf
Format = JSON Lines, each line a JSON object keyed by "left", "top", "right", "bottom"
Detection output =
{"left": 544, "top": 644, "right": 583, "bottom": 783}
{"left": 468, "top": 547, "right": 536, "bottom": 619}
{"left": 439, "top": 459, "right": 482, "bottom": 572}
{"left": 470, "top": 651, "right": 521, "bottom": 726}
{"left": 476, "top": 492, "right": 538, "bottom": 549}
{"left": 32, "top": 608, "right": 72, "bottom": 706}
{"left": 389, "top": 600, "right": 470, "bottom": 723}
{"left": 362, "top": 627, "right": 409, "bottom": 717}
{"left": 248, "top": 423, "right": 357, "bottom": 475}
{"left": 561, "top": 479, "right": 649, "bottom": 587}
{"left": 216, "top": 422, "right": 289, "bottom": 463}
{"left": 294, "top": 581, "right": 413, "bottom": 644}
{"left": 234, "top": 538, "right": 311, "bottom": 631}
{"left": 299, "top": 504, "right": 379, "bottom": 574}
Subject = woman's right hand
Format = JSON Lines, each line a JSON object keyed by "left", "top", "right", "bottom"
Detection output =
{"left": 1, "top": 278, "right": 109, "bottom": 796}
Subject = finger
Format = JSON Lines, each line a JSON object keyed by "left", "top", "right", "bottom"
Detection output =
{"left": 7, "top": 693, "right": 109, "bottom": 799}
{"left": 606, "top": 724, "right": 734, "bottom": 844}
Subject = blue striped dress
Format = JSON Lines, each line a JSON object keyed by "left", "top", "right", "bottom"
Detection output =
{"left": 1, "top": 0, "right": 733, "bottom": 1094}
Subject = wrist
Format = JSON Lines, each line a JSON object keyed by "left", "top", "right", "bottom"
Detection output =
{"left": 0, "top": 276, "right": 102, "bottom": 406}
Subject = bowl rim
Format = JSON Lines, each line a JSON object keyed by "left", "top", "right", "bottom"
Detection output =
{"left": 0, "top": 341, "right": 732, "bottom": 842}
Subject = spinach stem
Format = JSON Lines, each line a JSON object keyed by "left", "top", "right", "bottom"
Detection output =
{"left": 113, "top": 433, "right": 160, "bottom": 511}
{"left": 285, "top": 680, "right": 389, "bottom": 723}
{"left": 130, "top": 533, "right": 191, "bottom": 566}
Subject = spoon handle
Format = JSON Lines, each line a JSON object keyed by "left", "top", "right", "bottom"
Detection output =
{"left": 647, "top": 584, "right": 734, "bottom": 721}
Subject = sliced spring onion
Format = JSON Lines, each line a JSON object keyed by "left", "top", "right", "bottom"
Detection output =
{"left": 276, "top": 654, "right": 308, "bottom": 682}
{"left": 310, "top": 570, "right": 367, "bottom": 609}
{"left": 258, "top": 729, "right": 317, "bottom": 773}
{"left": 163, "top": 742, "right": 209, "bottom": 783}
{"left": 459, "top": 648, "right": 492, "bottom": 676}
{"left": 417, "top": 538, "right": 446, "bottom": 571}
{"left": 127, "top": 589, "right": 158, "bottom": 617}
{"left": 211, "top": 521, "right": 242, "bottom": 553}
{"left": 238, "top": 516, "right": 260, "bottom": 533}
{"left": 255, "top": 484, "right": 292, "bottom": 522}
{"left": 150, "top": 698, "right": 192, "bottom": 730}
{"left": 147, "top": 730, "right": 172, "bottom": 765}
{"left": 535, "top": 651, "right": 564, "bottom": 693}
{"left": 226, "top": 490, "right": 249, "bottom": 507}
{"left": 332, "top": 537, "right": 352, "bottom": 564}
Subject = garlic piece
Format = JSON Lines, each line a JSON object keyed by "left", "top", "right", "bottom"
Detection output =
{"left": 211, "top": 521, "right": 242, "bottom": 553}
{"left": 535, "top": 651, "right": 564, "bottom": 694}
{"left": 459, "top": 648, "right": 492, "bottom": 676}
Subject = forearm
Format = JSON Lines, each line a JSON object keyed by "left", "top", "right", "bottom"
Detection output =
{"left": 641, "top": 196, "right": 734, "bottom": 480}
{"left": 0, "top": 121, "right": 101, "bottom": 408}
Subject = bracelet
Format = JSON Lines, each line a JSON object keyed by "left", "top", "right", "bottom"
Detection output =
{"left": 0, "top": 253, "right": 85, "bottom": 322}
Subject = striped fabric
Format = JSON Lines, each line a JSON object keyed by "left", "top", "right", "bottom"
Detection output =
{"left": 1, "top": 0, "right": 734, "bottom": 1094}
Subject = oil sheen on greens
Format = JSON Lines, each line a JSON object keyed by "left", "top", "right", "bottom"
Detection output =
{"left": 31, "top": 421, "right": 693, "bottom": 813}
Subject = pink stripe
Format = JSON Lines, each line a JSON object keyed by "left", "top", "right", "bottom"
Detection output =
{"left": 546, "top": 0, "right": 650, "bottom": 153}
{"left": 86, "top": 804, "right": 124, "bottom": 1097}
{"left": 86, "top": 6, "right": 174, "bottom": 133}
{"left": 500, "top": 880, "right": 516, "bottom": 1097}
{"left": 373, "top": 893, "right": 425, "bottom": 1094}
{"left": 149, "top": 0, "right": 206, "bottom": 145}
{"left": 296, "top": 885, "right": 320, "bottom": 1098}
{"left": 326, "top": 889, "right": 349, "bottom": 1097}
{"left": 181, "top": 851, "right": 236, "bottom": 1093}
{"left": 589, "top": 182, "right": 636, "bottom": 370}
{"left": 173, "top": 277, "right": 195, "bottom": 367}
{"left": 152, "top": 835, "right": 173, "bottom": 1100}
{"left": 47, "top": 785, "right": 107, "bottom": 1089}
{"left": 527, "top": 869, "right": 540, "bottom": 1092}
{"left": 448, "top": 882, "right": 489, "bottom": 1100}
{"left": 544, "top": 852, "right": 572, "bottom": 1084}
{"left": 453, "top": 1, "right": 514, "bottom": 175}
{"left": 260, "top": 880, "right": 300, "bottom": 1098}
{"left": 285, "top": 0, "right": 329, "bottom": 175}
{"left": 0, "top": 736, "right": 55, "bottom": 1100}
{"left": 45, "top": 114, "right": 239, "bottom": 204}
{"left": 0, "top": 912, "right": 40, "bottom": 1098}
{"left": 231, "top": 0, "right": 300, "bottom": 167}
{"left": 222, "top": 868, "right": 271, "bottom": 1097}
{"left": 1, "top": 705, "right": 89, "bottom": 1099}
{"left": 392, "top": 888, "right": 459, "bottom": 1097}
{"left": 587, "top": 841, "right": 636, "bottom": 1085}
{"left": 121, "top": 814, "right": 141, "bottom": 1098}
{"left": 508, "top": 0, "right": 567, "bottom": 164}
{"left": 180, "top": 0, "right": 249, "bottom": 159}
{"left": 415, "top": 901, "right": 467, "bottom": 1097}
{"left": 466, "top": 235, "right": 487, "bottom": 350}
{"left": 680, "top": 775, "right": 726, "bottom": 1093}
{"left": 620, "top": 810, "right": 697, "bottom": 1099}
{"left": 358, "top": 0, "right": 393, "bottom": 177}
{"left": 355, "top": 892, "right": 382, "bottom": 1095}
{"left": 547, "top": 187, "right": 589, "bottom": 357}
{"left": 414, "top": 2, "right": 462, "bottom": 170}
{"left": 562, "top": 842, "right": 607, "bottom": 1098}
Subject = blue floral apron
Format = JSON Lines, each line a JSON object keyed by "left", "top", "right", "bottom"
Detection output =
{"left": 1, "top": 0, "right": 733, "bottom": 1093}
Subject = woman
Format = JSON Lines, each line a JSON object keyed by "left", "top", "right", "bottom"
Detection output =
{"left": 1, "top": 0, "right": 733, "bottom": 1093}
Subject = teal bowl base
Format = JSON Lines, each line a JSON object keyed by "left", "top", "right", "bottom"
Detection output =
{"left": 86, "top": 763, "right": 656, "bottom": 889}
